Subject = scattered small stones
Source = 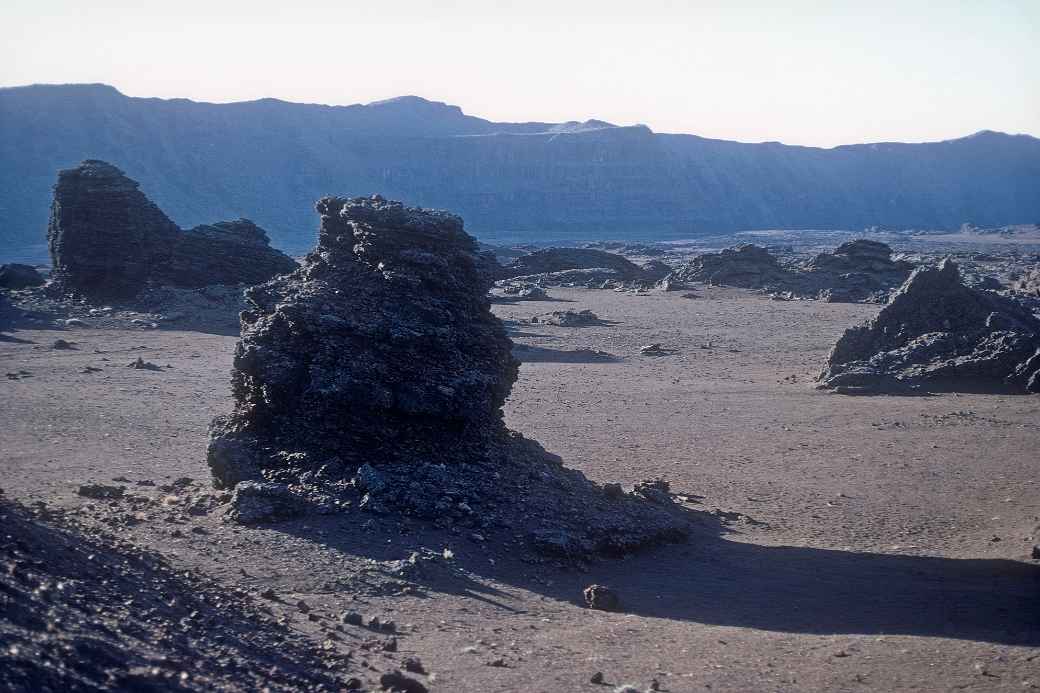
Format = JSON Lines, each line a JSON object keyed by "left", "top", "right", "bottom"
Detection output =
{"left": 0, "top": 498, "right": 351, "bottom": 692}
{"left": 51, "top": 338, "right": 75, "bottom": 349}
{"left": 402, "top": 657, "right": 426, "bottom": 674}
{"left": 341, "top": 611, "right": 364, "bottom": 626}
{"left": 583, "top": 584, "right": 620, "bottom": 611}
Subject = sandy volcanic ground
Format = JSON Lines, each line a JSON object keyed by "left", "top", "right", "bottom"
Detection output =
{"left": 2, "top": 285, "right": 1038, "bottom": 691}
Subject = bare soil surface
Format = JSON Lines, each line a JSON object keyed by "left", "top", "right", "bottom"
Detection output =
{"left": 2, "top": 284, "right": 1038, "bottom": 691}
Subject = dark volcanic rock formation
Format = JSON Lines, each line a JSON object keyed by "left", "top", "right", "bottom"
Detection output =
{"left": 498, "top": 248, "right": 650, "bottom": 282}
{"left": 806, "top": 239, "right": 909, "bottom": 274}
{"left": 208, "top": 195, "right": 689, "bottom": 556}
{"left": 0, "top": 263, "right": 44, "bottom": 290}
{"left": 802, "top": 240, "right": 913, "bottom": 302}
{"left": 668, "top": 240, "right": 914, "bottom": 302}
{"left": 170, "top": 220, "right": 298, "bottom": 289}
{"left": 818, "top": 260, "right": 1040, "bottom": 394}
{"left": 672, "top": 244, "right": 791, "bottom": 289}
{"left": 209, "top": 194, "right": 517, "bottom": 485}
{"left": 47, "top": 160, "right": 296, "bottom": 299}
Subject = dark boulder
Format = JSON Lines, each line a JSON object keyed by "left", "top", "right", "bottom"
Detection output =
{"left": 672, "top": 244, "right": 790, "bottom": 288}
{"left": 169, "top": 219, "right": 298, "bottom": 289}
{"left": 47, "top": 160, "right": 296, "bottom": 299}
{"left": 498, "top": 247, "right": 650, "bottom": 282}
{"left": 803, "top": 239, "right": 913, "bottom": 302}
{"left": 818, "top": 260, "right": 1040, "bottom": 394}
{"left": 806, "top": 239, "right": 911, "bottom": 274}
{"left": 0, "top": 264, "right": 45, "bottom": 290}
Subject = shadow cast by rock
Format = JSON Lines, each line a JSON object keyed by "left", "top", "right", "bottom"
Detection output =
{"left": 511, "top": 344, "right": 619, "bottom": 363}
{"left": 264, "top": 508, "right": 1039, "bottom": 647}
{"left": 579, "top": 536, "right": 1040, "bottom": 645}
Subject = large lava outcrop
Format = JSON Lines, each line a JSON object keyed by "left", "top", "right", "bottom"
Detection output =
{"left": 208, "top": 195, "right": 690, "bottom": 557}
{"left": 818, "top": 260, "right": 1040, "bottom": 394}
{"left": 47, "top": 160, "right": 296, "bottom": 299}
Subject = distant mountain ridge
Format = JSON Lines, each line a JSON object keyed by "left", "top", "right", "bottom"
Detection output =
{"left": 2, "top": 83, "right": 1039, "bottom": 261}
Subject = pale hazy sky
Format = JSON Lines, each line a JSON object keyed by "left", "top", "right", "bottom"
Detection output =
{"left": 2, "top": 0, "right": 1037, "bottom": 147}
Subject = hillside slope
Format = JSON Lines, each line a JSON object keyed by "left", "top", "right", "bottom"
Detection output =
{"left": 2, "top": 83, "right": 1039, "bottom": 260}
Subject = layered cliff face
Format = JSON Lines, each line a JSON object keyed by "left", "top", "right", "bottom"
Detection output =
{"left": 4, "top": 84, "right": 1040, "bottom": 259}
{"left": 47, "top": 161, "right": 297, "bottom": 299}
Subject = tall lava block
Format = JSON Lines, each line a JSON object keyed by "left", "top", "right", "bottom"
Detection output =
{"left": 47, "top": 160, "right": 297, "bottom": 299}
{"left": 208, "top": 195, "right": 518, "bottom": 488}
{"left": 208, "top": 196, "right": 689, "bottom": 557}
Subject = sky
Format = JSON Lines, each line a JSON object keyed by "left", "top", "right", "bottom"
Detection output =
{"left": 1, "top": 0, "right": 1037, "bottom": 147}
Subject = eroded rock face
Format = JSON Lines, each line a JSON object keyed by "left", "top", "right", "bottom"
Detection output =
{"left": 208, "top": 195, "right": 518, "bottom": 488}
{"left": 47, "top": 160, "right": 296, "bottom": 299}
{"left": 208, "top": 195, "right": 690, "bottom": 557}
{"left": 818, "top": 260, "right": 1040, "bottom": 394}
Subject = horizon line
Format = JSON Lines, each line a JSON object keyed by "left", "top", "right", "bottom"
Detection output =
{"left": 3, "top": 81, "right": 1038, "bottom": 150}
